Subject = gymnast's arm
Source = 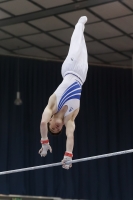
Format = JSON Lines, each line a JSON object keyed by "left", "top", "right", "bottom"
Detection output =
{"left": 39, "top": 95, "right": 55, "bottom": 157}
{"left": 40, "top": 95, "right": 55, "bottom": 139}
{"left": 65, "top": 109, "right": 79, "bottom": 153}
{"left": 61, "top": 109, "right": 79, "bottom": 169}
{"left": 65, "top": 119, "right": 75, "bottom": 153}
{"left": 40, "top": 106, "right": 52, "bottom": 139}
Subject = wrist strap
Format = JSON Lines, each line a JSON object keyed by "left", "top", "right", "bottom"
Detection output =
{"left": 40, "top": 139, "right": 49, "bottom": 144}
{"left": 65, "top": 152, "right": 73, "bottom": 157}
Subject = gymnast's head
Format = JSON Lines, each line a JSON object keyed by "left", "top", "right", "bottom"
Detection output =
{"left": 48, "top": 115, "right": 63, "bottom": 136}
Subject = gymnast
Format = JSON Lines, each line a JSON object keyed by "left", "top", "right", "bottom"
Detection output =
{"left": 39, "top": 16, "right": 88, "bottom": 170}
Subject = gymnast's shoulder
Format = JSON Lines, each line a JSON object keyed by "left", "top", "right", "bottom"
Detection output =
{"left": 47, "top": 93, "right": 57, "bottom": 110}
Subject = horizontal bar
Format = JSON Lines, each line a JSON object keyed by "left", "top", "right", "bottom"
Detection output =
{"left": 0, "top": 149, "right": 133, "bottom": 175}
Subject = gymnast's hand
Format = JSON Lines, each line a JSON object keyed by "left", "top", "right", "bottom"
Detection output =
{"left": 62, "top": 152, "right": 73, "bottom": 170}
{"left": 39, "top": 139, "right": 52, "bottom": 157}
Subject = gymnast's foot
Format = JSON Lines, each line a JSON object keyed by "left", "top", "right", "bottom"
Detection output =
{"left": 78, "top": 16, "right": 87, "bottom": 25}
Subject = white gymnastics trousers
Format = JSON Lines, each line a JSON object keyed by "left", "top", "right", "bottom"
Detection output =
{"left": 61, "top": 20, "right": 88, "bottom": 84}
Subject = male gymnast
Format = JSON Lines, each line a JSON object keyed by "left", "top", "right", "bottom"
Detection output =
{"left": 39, "top": 16, "right": 88, "bottom": 170}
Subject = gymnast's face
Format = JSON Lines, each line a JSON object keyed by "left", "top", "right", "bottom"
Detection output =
{"left": 49, "top": 116, "right": 63, "bottom": 134}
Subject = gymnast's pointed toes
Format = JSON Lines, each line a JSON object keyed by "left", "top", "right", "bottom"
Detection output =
{"left": 78, "top": 16, "right": 88, "bottom": 25}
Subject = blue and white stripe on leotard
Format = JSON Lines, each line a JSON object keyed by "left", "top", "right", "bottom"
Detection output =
{"left": 58, "top": 81, "right": 81, "bottom": 111}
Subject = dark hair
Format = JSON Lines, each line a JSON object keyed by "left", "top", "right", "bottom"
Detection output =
{"left": 48, "top": 122, "right": 63, "bottom": 136}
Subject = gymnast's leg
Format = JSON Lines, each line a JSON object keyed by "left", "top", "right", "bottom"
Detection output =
{"left": 67, "top": 16, "right": 88, "bottom": 60}
{"left": 61, "top": 16, "right": 88, "bottom": 83}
